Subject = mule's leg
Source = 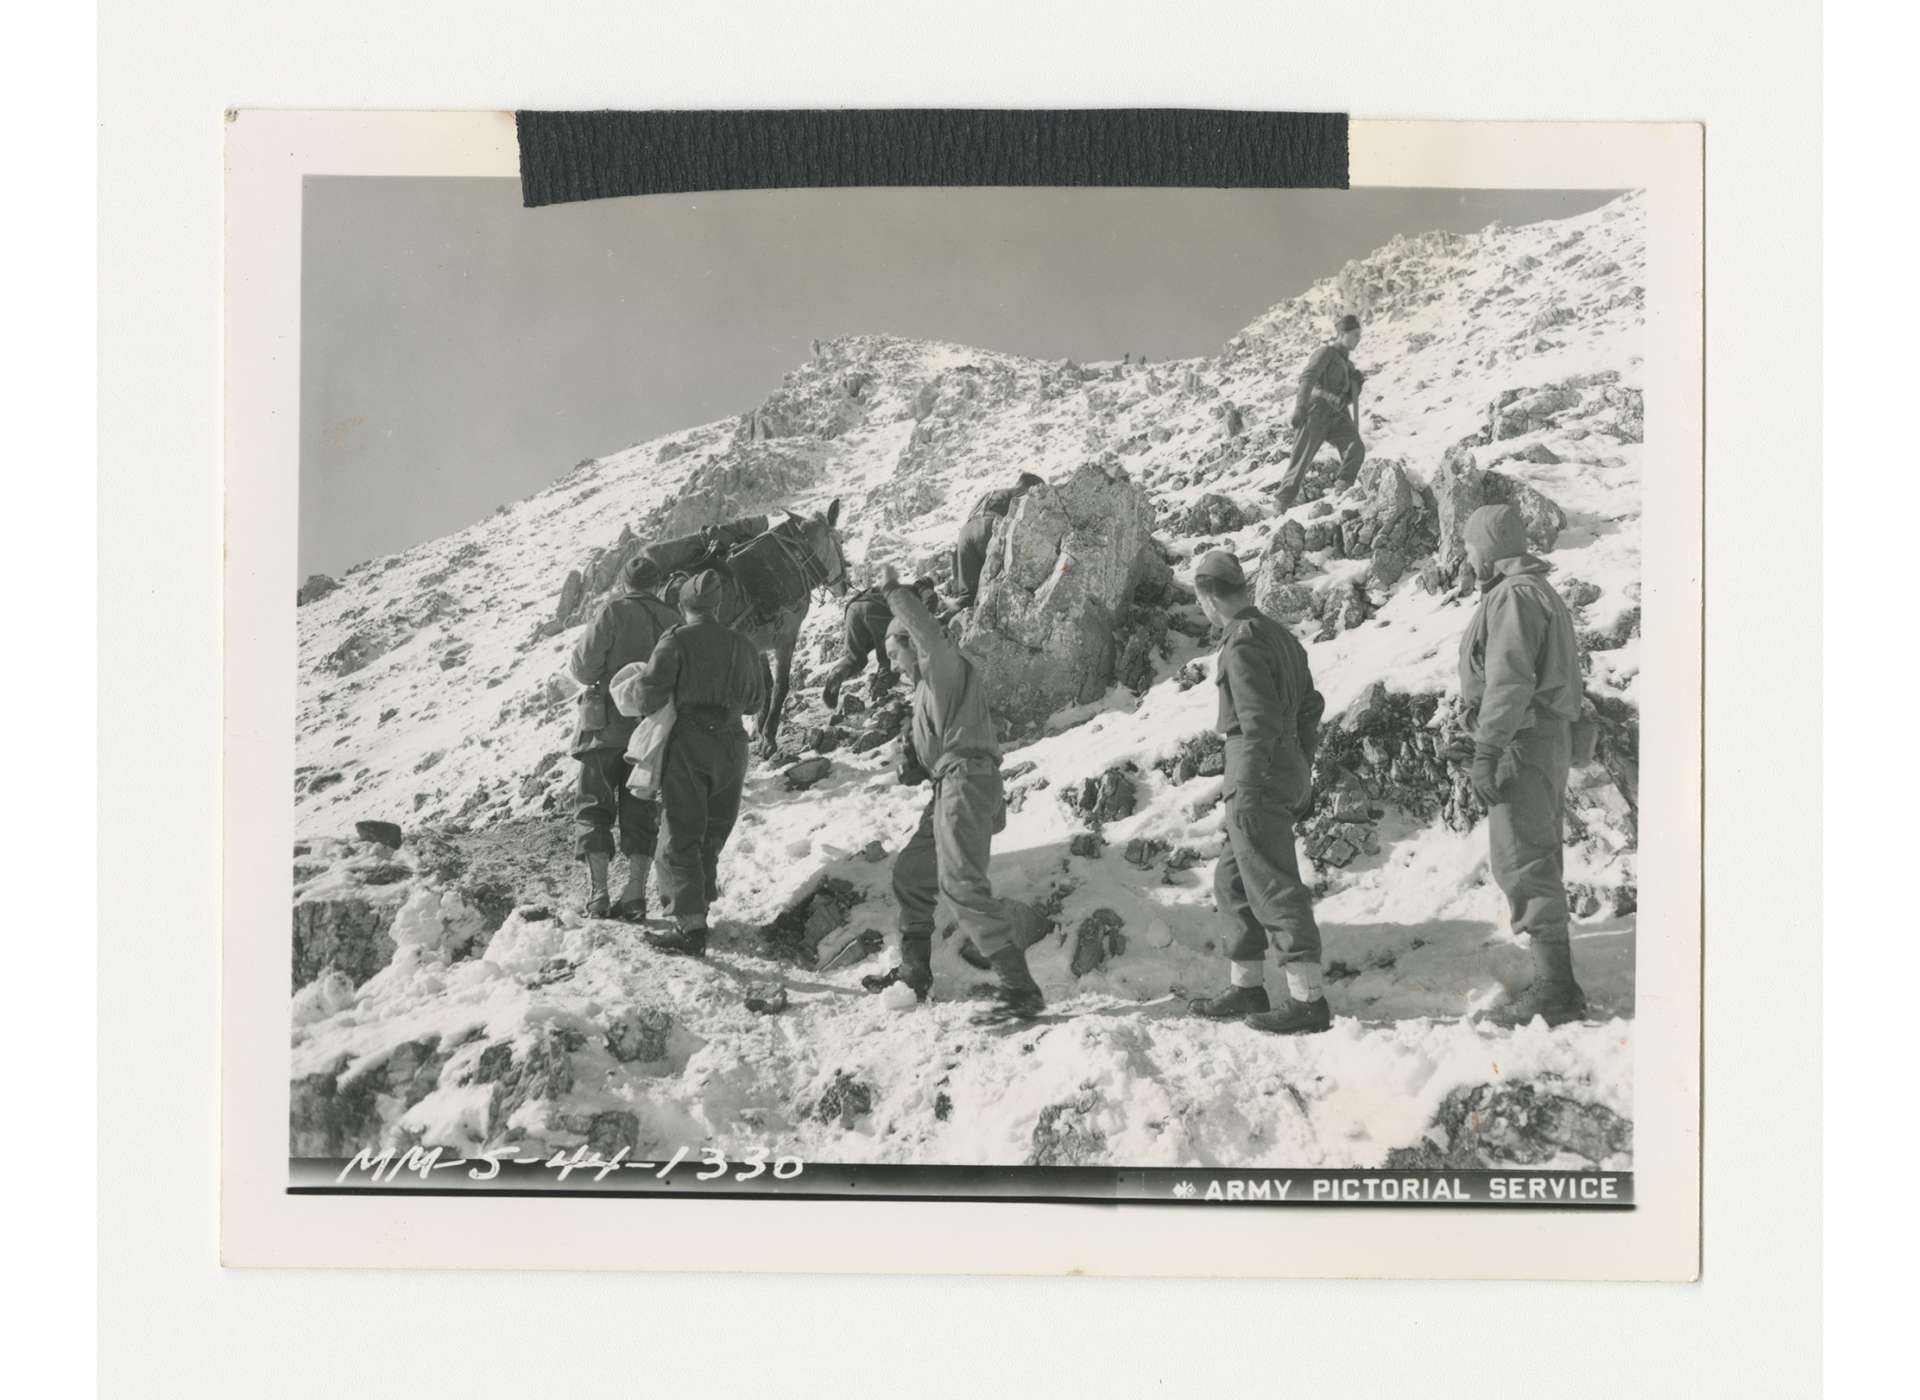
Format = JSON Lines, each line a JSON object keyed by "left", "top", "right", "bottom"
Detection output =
{"left": 759, "top": 644, "right": 793, "bottom": 759}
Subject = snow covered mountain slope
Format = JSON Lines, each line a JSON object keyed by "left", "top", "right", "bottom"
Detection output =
{"left": 291, "top": 193, "right": 1645, "bottom": 1170}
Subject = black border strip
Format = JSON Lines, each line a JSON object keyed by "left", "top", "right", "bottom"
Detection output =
{"left": 290, "top": 1160, "right": 1632, "bottom": 1207}
{"left": 514, "top": 109, "right": 1348, "bottom": 207}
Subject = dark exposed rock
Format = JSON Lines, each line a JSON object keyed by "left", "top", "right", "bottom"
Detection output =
{"left": 1070, "top": 908, "right": 1127, "bottom": 976}
{"left": 298, "top": 574, "right": 341, "bottom": 606}
{"left": 783, "top": 756, "right": 833, "bottom": 791}
{"left": 761, "top": 876, "right": 862, "bottom": 964}
{"left": 291, "top": 895, "right": 398, "bottom": 991}
{"left": 1382, "top": 1081, "right": 1632, "bottom": 1169}
{"left": 1175, "top": 492, "right": 1248, "bottom": 535}
{"left": 355, "top": 820, "right": 404, "bottom": 849}
{"left": 1578, "top": 606, "right": 1641, "bottom": 654}
{"left": 1069, "top": 831, "right": 1105, "bottom": 859}
{"left": 604, "top": 1006, "right": 673, "bottom": 1063}
{"left": 1027, "top": 1090, "right": 1107, "bottom": 1166}
{"left": 805, "top": 1070, "right": 874, "bottom": 1128}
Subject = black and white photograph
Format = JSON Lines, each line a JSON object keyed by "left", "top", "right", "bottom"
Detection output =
{"left": 281, "top": 151, "right": 1658, "bottom": 1200}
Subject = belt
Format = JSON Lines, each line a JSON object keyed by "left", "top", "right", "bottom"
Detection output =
{"left": 678, "top": 703, "right": 739, "bottom": 730}
{"left": 931, "top": 751, "right": 1000, "bottom": 781}
{"left": 1310, "top": 386, "right": 1346, "bottom": 407}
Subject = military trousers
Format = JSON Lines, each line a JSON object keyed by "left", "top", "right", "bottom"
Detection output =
{"left": 1486, "top": 717, "right": 1573, "bottom": 948}
{"left": 573, "top": 747, "right": 660, "bottom": 860}
{"left": 891, "top": 759, "right": 1039, "bottom": 958}
{"left": 1276, "top": 402, "right": 1366, "bottom": 509}
{"left": 1215, "top": 787, "right": 1323, "bottom": 965}
{"left": 656, "top": 716, "right": 749, "bottom": 929}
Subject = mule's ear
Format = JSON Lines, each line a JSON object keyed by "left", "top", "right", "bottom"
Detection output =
{"left": 827, "top": 498, "right": 841, "bottom": 526}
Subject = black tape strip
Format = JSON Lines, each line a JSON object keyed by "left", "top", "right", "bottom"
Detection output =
{"left": 514, "top": 109, "right": 1347, "bottom": 207}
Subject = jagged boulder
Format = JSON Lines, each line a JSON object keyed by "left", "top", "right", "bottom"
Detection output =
{"left": 1070, "top": 909, "right": 1127, "bottom": 976}
{"left": 298, "top": 574, "right": 340, "bottom": 606}
{"left": 957, "top": 462, "right": 1154, "bottom": 726}
{"left": 291, "top": 895, "right": 398, "bottom": 991}
{"left": 1383, "top": 1082, "right": 1632, "bottom": 1169}
{"left": 1429, "top": 442, "right": 1568, "bottom": 577}
{"left": 1175, "top": 492, "right": 1248, "bottom": 536}
{"left": 1488, "top": 384, "right": 1581, "bottom": 440}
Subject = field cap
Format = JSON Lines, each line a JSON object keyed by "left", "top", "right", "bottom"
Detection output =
{"left": 1194, "top": 549, "right": 1246, "bottom": 588}
{"left": 683, "top": 568, "right": 727, "bottom": 610}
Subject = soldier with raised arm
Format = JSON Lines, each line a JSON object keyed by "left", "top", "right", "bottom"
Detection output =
{"left": 868, "top": 563, "right": 1048, "bottom": 1022}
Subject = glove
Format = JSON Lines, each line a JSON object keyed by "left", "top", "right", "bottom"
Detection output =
{"left": 898, "top": 741, "right": 931, "bottom": 788}
{"left": 1290, "top": 407, "right": 1307, "bottom": 430}
{"left": 1470, "top": 742, "right": 1505, "bottom": 807}
{"left": 1441, "top": 734, "right": 1476, "bottom": 767}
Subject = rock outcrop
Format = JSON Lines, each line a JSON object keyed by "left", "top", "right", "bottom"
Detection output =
{"left": 957, "top": 462, "right": 1154, "bottom": 726}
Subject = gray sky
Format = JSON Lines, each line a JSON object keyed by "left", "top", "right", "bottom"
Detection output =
{"left": 300, "top": 181, "right": 1620, "bottom": 577}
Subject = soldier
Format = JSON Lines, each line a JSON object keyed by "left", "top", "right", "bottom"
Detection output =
{"left": 1186, "top": 550, "right": 1332, "bottom": 1035}
{"left": 566, "top": 554, "right": 682, "bottom": 919}
{"left": 949, "top": 471, "right": 1045, "bottom": 608}
{"left": 1456, "top": 504, "right": 1587, "bottom": 1026}
{"left": 1275, "top": 313, "right": 1367, "bottom": 511}
{"left": 868, "top": 563, "right": 1048, "bottom": 1022}
{"left": 632, "top": 569, "right": 767, "bottom": 958}
{"left": 819, "top": 575, "right": 940, "bottom": 709}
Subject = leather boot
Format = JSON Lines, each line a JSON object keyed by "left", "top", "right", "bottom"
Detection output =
{"left": 1189, "top": 984, "right": 1271, "bottom": 1019}
{"left": 582, "top": 851, "right": 611, "bottom": 919}
{"left": 1488, "top": 932, "right": 1587, "bottom": 1027}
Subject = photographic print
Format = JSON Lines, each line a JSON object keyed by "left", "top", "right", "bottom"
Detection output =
{"left": 223, "top": 114, "right": 1701, "bottom": 1272}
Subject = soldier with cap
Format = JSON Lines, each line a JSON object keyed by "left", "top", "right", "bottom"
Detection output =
{"left": 566, "top": 554, "right": 682, "bottom": 919}
{"left": 949, "top": 472, "right": 1045, "bottom": 609}
{"left": 867, "top": 562, "right": 1049, "bottom": 1022}
{"left": 1187, "top": 548, "right": 1333, "bottom": 1035}
{"left": 631, "top": 568, "right": 767, "bottom": 957}
{"left": 819, "top": 575, "right": 941, "bottom": 709}
{"left": 1275, "top": 314, "right": 1368, "bottom": 512}
{"left": 1456, "top": 503, "right": 1588, "bottom": 1026}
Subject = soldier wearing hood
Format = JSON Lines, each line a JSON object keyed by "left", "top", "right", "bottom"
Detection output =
{"left": 631, "top": 568, "right": 766, "bottom": 958}
{"left": 1457, "top": 503, "right": 1588, "bottom": 1025}
{"left": 566, "top": 554, "right": 681, "bottom": 919}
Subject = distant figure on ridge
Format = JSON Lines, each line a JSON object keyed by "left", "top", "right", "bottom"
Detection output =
{"left": 1186, "top": 549, "right": 1333, "bottom": 1035}
{"left": 632, "top": 569, "right": 766, "bottom": 958}
{"left": 948, "top": 471, "right": 1045, "bottom": 609}
{"left": 1275, "top": 313, "right": 1367, "bottom": 511}
{"left": 566, "top": 555, "right": 681, "bottom": 920}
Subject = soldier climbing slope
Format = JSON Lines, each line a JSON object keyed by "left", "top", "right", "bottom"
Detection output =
{"left": 949, "top": 471, "right": 1045, "bottom": 608}
{"left": 632, "top": 569, "right": 766, "bottom": 958}
{"left": 1186, "top": 550, "right": 1334, "bottom": 1035}
{"left": 566, "top": 554, "right": 682, "bottom": 920}
{"left": 866, "top": 563, "right": 1050, "bottom": 1023}
{"left": 819, "top": 575, "right": 940, "bottom": 709}
{"left": 1454, "top": 504, "right": 1588, "bottom": 1027}
{"left": 1275, "top": 313, "right": 1368, "bottom": 511}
